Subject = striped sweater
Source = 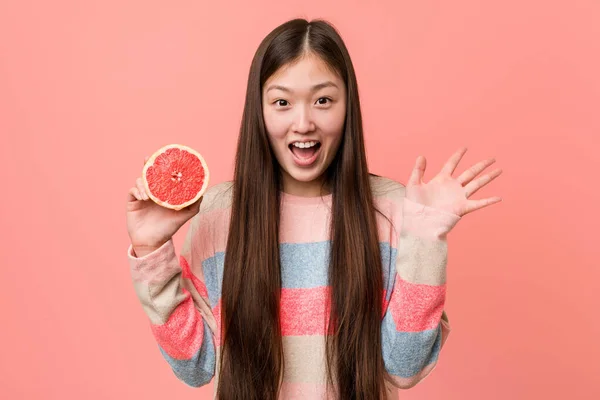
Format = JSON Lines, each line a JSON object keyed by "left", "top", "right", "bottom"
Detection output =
{"left": 127, "top": 175, "right": 461, "bottom": 399}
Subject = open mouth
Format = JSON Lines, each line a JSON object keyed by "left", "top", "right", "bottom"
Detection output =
{"left": 288, "top": 140, "right": 322, "bottom": 166}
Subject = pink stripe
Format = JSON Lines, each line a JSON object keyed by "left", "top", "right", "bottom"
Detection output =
{"left": 150, "top": 289, "right": 204, "bottom": 359}
{"left": 388, "top": 275, "right": 446, "bottom": 332}
{"left": 279, "top": 204, "right": 330, "bottom": 244}
{"left": 373, "top": 196, "right": 401, "bottom": 243}
{"left": 180, "top": 255, "right": 208, "bottom": 298}
{"left": 280, "top": 287, "right": 390, "bottom": 336}
{"left": 212, "top": 300, "right": 222, "bottom": 346}
{"left": 382, "top": 289, "right": 390, "bottom": 319}
{"left": 280, "top": 287, "right": 332, "bottom": 335}
{"left": 190, "top": 195, "right": 410, "bottom": 252}
{"left": 178, "top": 289, "right": 396, "bottom": 349}
{"left": 278, "top": 196, "right": 401, "bottom": 245}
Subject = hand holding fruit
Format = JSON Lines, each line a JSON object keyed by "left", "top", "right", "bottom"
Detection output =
{"left": 126, "top": 145, "right": 210, "bottom": 257}
{"left": 127, "top": 175, "right": 202, "bottom": 257}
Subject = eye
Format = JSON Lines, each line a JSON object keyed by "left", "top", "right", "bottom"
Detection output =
{"left": 274, "top": 99, "right": 289, "bottom": 107}
{"left": 316, "top": 97, "right": 332, "bottom": 105}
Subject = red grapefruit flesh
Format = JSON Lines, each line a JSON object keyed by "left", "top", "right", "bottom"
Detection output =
{"left": 142, "top": 144, "right": 210, "bottom": 210}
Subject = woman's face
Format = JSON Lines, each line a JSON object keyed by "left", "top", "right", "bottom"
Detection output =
{"left": 262, "top": 53, "right": 346, "bottom": 196}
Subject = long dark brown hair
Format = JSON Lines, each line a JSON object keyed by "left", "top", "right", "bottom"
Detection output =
{"left": 218, "top": 18, "right": 386, "bottom": 399}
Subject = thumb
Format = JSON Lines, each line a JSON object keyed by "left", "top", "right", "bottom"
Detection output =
{"left": 408, "top": 156, "right": 426, "bottom": 186}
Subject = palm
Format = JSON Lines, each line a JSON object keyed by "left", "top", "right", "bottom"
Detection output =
{"left": 406, "top": 147, "right": 503, "bottom": 218}
{"left": 126, "top": 197, "right": 195, "bottom": 249}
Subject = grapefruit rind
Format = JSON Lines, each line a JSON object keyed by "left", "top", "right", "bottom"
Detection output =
{"left": 142, "top": 144, "right": 210, "bottom": 211}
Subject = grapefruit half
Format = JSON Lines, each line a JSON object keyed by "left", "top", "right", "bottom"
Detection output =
{"left": 142, "top": 144, "right": 210, "bottom": 210}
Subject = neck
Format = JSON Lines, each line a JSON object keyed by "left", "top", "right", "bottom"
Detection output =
{"left": 281, "top": 172, "right": 330, "bottom": 197}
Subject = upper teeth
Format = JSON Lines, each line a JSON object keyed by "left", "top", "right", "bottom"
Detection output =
{"left": 292, "top": 141, "right": 317, "bottom": 148}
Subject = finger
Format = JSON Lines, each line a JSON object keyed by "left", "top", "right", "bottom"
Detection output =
{"left": 128, "top": 187, "right": 142, "bottom": 201}
{"left": 184, "top": 196, "right": 203, "bottom": 215}
{"left": 464, "top": 168, "right": 503, "bottom": 197}
{"left": 136, "top": 177, "right": 149, "bottom": 200}
{"left": 440, "top": 146, "right": 468, "bottom": 176}
{"left": 408, "top": 156, "right": 426, "bottom": 186}
{"left": 464, "top": 196, "right": 503, "bottom": 215}
{"left": 457, "top": 158, "right": 496, "bottom": 186}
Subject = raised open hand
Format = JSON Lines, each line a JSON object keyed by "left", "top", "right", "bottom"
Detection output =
{"left": 406, "top": 147, "right": 503, "bottom": 217}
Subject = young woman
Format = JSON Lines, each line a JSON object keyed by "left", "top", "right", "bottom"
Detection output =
{"left": 126, "top": 18, "right": 502, "bottom": 400}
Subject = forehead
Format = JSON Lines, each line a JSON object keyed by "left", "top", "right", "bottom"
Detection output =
{"left": 264, "top": 54, "right": 343, "bottom": 90}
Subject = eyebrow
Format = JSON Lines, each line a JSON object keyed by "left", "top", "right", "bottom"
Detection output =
{"left": 265, "top": 81, "right": 339, "bottom": 93}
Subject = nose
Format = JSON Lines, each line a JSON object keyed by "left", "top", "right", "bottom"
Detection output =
{"left": 292, "top": 105, "right": 315, "bottom": 134}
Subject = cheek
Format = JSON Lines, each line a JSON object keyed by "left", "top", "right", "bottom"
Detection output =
{"left": 263, "top": 109, "right": 289, "bottom": 143}
{"left": 263, "top": 113, "right": 290, "bottom": 161}
{"left": 316, "top": 106, "right": 346, "bottom": 144}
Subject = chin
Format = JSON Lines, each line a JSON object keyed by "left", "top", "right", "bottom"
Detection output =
{"left": 283, "top": 165, "right": 325, "bottom": 184}
{"left": 289, "top": 170, "right": 321, "bottom": 182}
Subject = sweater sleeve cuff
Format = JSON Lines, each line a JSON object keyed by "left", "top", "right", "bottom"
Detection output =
{"left": 127, "top": 240, "right": 180, "bottom": 283}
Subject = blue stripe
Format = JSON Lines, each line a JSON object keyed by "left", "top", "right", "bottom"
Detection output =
{"left": 158, "top": 320, "right": 216, "bottom": 387}
{"left": 280, "top": 242, "right": 330, "bottom": 288}
{"left": 381, "top": 311, "right": 442, "bottom": 377}
{"left": 202, "top": 252, "right": 225, "bottom": 310}
{"left": 202, "top": 241, "right": 397, "bottom": 307}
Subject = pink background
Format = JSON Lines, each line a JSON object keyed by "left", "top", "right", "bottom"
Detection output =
{"left": 1, "top": 0, "right": 598, "bottom": 399}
